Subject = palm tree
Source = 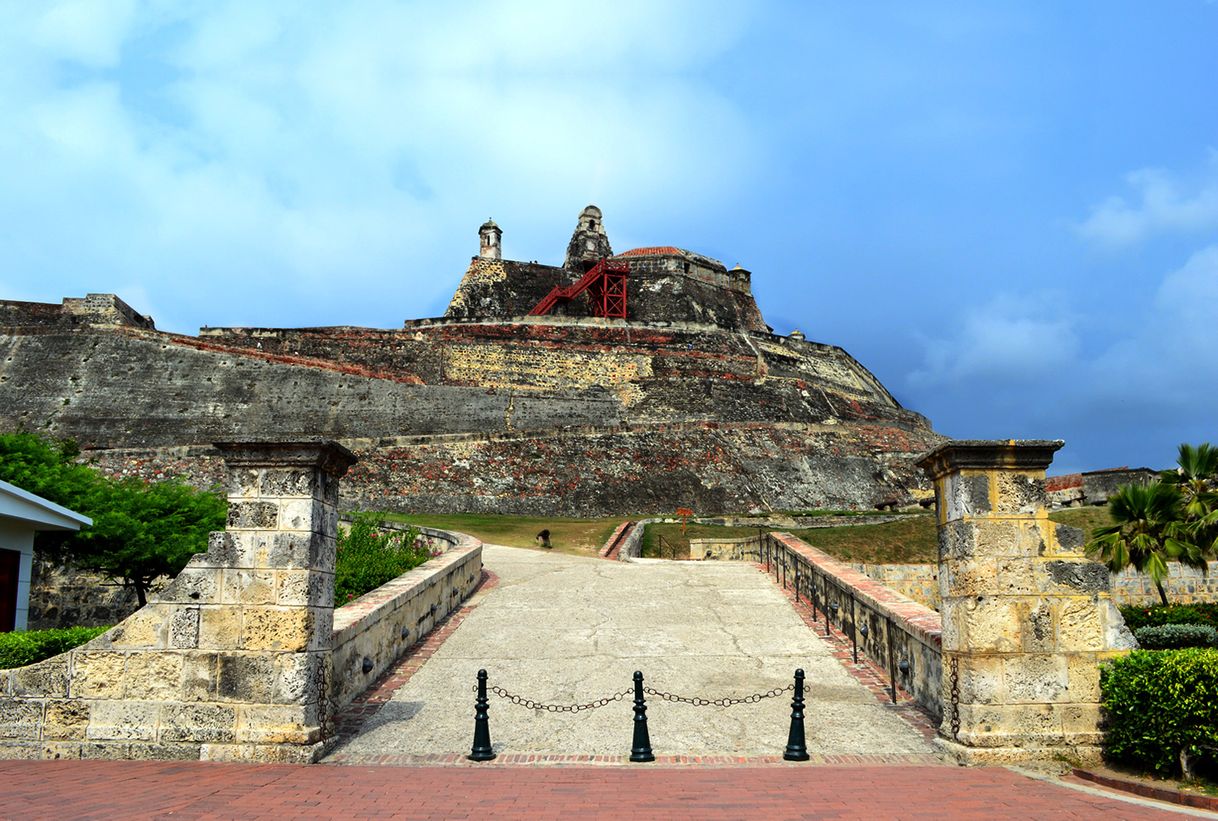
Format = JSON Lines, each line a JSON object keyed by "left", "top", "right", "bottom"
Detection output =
{"left": 1160, "top": 442, "right": 1218, "bottom": 555}
{"left": 1088, "top": 481, "right": 1206, "bottom": 606}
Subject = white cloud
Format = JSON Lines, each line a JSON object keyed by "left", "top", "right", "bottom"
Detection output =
{"left": 1075, "top": 158, "right": 1218, "bottom": 246}
{"left": 0, "top": 1, "right": 761, "bottom": 331}
{"left": 30, "top": 0, "right": 139, "bottom": 68}
{"left": 908, "top": 246, "right": 1218, "bottom": 456}
{"left": 1091, "top": 244, "right": 1218, "bottom": 395}
{"left": 909, "top": 293, "right": 1078, "bottom": 387}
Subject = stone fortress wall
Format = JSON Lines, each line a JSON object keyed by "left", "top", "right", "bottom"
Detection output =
{"left": 0, "top": 206, "right": 944, "bottom": 515}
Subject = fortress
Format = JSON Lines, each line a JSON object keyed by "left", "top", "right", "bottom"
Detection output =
{"left": 0, "top": 206, "right": 943, "bottom": 515}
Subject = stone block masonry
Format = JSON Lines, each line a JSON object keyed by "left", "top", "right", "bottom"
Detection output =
{"left": 0, "top": 440, "right": 483, "bottom": 763}
{"left": 330, "top": 527, "right": 482, "bottom": 710}
{"left": 918, "top": 440, "right": 1135, "bottom": 765}
{"left": 0, "top": 296, "right": 943, "bottom": 515}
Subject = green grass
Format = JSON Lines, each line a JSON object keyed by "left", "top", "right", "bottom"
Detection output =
{"left": 373, "top": 512, "right": 624, "bottom": 556}
{"left": 1047, "top": 505, "right": 1115, "bottom": 534}
{"left": 643, "top": 506, "right": 1117, "bottom": 565}
{"left": 641, "top": 515, "right": 939, "bottom": 563}
{"left": 361, "top": 504, "right": 1119, "bottom": 566}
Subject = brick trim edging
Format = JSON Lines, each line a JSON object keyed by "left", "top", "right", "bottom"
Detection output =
{"left": 1071, "top": 768, "right": 1218, "bottom": 812}
{"left": 323, "top": 752, "right": 944, "bottom": 768}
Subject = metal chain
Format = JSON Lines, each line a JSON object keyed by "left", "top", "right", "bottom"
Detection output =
{"left": 643, "top": 683, "right": 793, "bottom": 708}
{"left": 486, "top": 684, "right": 633, "bottom": 713}
{"left": 948, "top": 654, "right": 961, "bottom": 740}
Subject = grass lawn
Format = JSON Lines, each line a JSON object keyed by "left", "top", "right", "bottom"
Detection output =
{"left": 642, "top": 505, "right": 1117, "bottom": 564}
{"left": 372, "top": 511, "right": 624, "bottom": 556}
{"left": 641, "top": 515, "right": 940, "bottom": 563}
{"left": 1048, "top": 505, "right": 1115, "bottom": 534}
{"left": 357, "top": 504, "right": 1118, "bottom": 565}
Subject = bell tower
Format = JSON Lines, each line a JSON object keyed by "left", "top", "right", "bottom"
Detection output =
{"left": 563, "top": 205, "right": 613, "bottom": 270}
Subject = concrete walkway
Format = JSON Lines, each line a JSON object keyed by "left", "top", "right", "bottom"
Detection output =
{"left": 327, "top": 545, "right": 933, "bottom": 761}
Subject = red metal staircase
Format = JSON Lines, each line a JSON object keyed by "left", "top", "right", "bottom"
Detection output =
{"left": 528, "top": 258, "right": 629, "bottom": 318}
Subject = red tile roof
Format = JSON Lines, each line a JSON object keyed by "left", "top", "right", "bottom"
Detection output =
{"left": 615, "top": 246, "right": 685, "bottom": 257}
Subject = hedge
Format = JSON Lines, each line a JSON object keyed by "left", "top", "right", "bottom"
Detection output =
{"left": 1134, "top": 624, "right": 1218, "bottom": 650}
{"left": 1101, "top": 648, "right": 1218, "bottom": 777}
{"left": 0, "top": 626, "right": 111, "bottom": 669}
{"left": 1120, "top": 603, "right": 1218, "bottom": 631}
{"left": 335, "top": 514, "right": 437, "bottom": 605}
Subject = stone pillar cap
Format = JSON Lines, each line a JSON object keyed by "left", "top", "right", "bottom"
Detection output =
{"left": 918, "top": 439, "right": 1063, "bottom": 480}
{"left": 213, "top": 440, "right": 357, "bottom": 477}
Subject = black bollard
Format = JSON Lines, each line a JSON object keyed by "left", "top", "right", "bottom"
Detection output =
{"left": 783, "top": 668, "right": 810, "bottom": 761}
{"left": 629, "top": 671, "right": 655, "bottom": 762}
{"left": 468, "top": 668, "right": 496, "bottom": 762}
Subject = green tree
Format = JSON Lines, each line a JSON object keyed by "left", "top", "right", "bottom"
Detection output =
{"left": 1089, "top": 482, "right": 1206, "bottom": 606}
{"left": 0, "top": 432, "right": 225, "bottom": 607}
{"left": 1160, "top": 442, "right": 1218, "bottom": 556}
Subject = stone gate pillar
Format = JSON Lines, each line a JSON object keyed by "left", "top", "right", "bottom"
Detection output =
{"left": 918, "top": 439, "right": 1133, "bottom": 765}
{"left": 204, "top": 440, "right": 356, "bottom": 761}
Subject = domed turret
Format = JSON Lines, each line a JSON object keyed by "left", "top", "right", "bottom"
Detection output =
{"left": 478, "top": 218, "right": 502, "bottom": 260}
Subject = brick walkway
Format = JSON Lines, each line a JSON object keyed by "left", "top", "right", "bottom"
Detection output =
{"left": 0, "top": 760, "right": 1195, "bottom": 819}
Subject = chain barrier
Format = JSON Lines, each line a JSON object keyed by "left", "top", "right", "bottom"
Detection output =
{"left": 486, "top": 684, "right": 633, "bottom": 713}
{"left": 477, "top": 682, "right": 794, "bottom": 712}
{"left": 644, "top": 683, "right": 793, "bottom": 708}
{"left": 948, "top": 654, "right": 961, "bottom": 740}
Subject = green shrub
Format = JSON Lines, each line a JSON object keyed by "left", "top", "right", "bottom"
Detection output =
{"left": 0, "top": 626, "right": 111, "bottom": 669}
{"left": 1101, "top": 648, "right": 1218, "bottom": 777}
{"left": 1135, "top": 624, "right": 1218, "bottom": 649}
{"left": 335, "top": 514, "right": 437, "bottom": 605}
{"left": 1120, "top": 603, "right": 1218, "bottom": 631}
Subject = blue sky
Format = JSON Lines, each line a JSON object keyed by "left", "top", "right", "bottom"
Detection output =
{"left": 3, "top": 1, "right": 1216, "bottom": 475}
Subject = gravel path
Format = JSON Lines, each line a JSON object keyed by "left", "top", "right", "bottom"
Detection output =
{"left": 327, "top": 545, "right": 933, "bottom": 759}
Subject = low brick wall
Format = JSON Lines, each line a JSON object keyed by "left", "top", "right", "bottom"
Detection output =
{"left": 764, "top": 533, "right": 943, "bottom": 721}
{"left": 330, "top": 528, "right": 482, "bottom": 709}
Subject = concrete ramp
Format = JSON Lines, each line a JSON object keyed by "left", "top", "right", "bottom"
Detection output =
{"left": 327, "top": 545, "right": 934, "bottom": 761}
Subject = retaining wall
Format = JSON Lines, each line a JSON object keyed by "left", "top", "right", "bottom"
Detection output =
{"left": 330, "top": 528, "right": 482, "bottom": 709}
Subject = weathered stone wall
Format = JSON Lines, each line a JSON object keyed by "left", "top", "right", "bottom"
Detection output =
{"left": 0, "top": 441, "right": 359, "bottom": 762}
{"left": 0, "top": 294, "right": 153, "bottom": 330}
{"left": 0, "top": 441, "right": 486, "bottom": 763}
{"left": 330, "top": 527, "right": 481, "bottom": 709}
{"left": 765, "top": 533, "right": 944, "bottom": 720}
{"left": 1, "top": 297, "right": 942, "bottom": 515}
{"left": 1046, "top": 468, "right": 1157, "bottom": 509}
{"left": 850, "top": 563, "right": 941, "bottom": 610}
{"left": 27, "top": 559, "right": 167, "bottom": 630}
{"left": 919, "top": 440, "right": 1135, "bottom": 765}
{"left": 445, "top": 250, "right": 767, "bottom": 333}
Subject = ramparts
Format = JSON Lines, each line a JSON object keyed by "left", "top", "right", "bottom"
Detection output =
{"left": 1, "top": 299, "right": 942, "bottom": 515}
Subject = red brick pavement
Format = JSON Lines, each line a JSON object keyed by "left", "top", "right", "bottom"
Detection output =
{"left": 0, "top": 760, "right": 1188, "bottom": 819}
